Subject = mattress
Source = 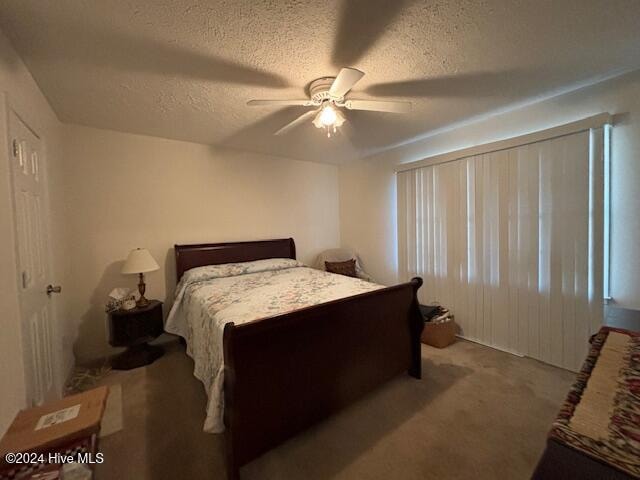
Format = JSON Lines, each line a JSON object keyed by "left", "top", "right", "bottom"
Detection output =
{"left": 165, "top": 258, "right": 383, "bottom": 433}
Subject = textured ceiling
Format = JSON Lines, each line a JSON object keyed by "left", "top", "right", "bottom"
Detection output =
{"left": 1, "top": 1, "right": 640, "bottom": 164}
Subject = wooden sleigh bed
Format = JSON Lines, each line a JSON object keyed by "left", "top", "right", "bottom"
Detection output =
{"left": 173, "top": 238, "right": 423, "bottom": 480}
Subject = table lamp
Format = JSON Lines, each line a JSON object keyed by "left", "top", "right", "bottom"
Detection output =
{"left": 121, "top": 248, "right": 159, "bottom": 307}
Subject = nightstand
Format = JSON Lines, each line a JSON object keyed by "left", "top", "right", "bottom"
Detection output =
{"left": 109, "top": 300, "right": 164, "bottom": 370}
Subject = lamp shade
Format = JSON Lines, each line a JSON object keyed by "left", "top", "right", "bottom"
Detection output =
{"left": 121, "top": 248, "right": 160, "bottom": 274}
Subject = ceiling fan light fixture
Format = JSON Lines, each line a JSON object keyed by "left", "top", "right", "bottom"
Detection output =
{"left": 247, "top": 68, "right": 411, "bottom": 136}
{"left": 318, "top": 104, "right": 337, "bottom": 126}
{"left": 313, "top": 105, "right": 346, "bottom": 137}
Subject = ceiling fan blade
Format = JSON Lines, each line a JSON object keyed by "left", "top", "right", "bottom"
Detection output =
{"left": 247, "top": 99, "right": 314, "bottom": 107}
{"left": 344, "top": 99, "right": 411, "bottom": 113}
{"left": 329, "top": 68, "right": 365, "bottom": 98}
{"left": 274, "top": 110, "right": 318, "bottom": 136}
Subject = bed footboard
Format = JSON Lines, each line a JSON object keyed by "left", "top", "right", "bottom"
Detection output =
{"left": 222, "top": 277, "right": 423, "bottom": 479}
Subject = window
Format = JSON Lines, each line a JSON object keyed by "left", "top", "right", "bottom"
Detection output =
{"left": 397, "top": 117, "right": 610, "bottom": 371}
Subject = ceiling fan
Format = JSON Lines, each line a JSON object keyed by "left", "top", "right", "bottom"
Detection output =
{"left": 247, "top": 67, "right": 412, "bottom": 137}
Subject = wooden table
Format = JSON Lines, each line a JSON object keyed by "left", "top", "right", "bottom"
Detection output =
{"left": 109, "top": 300, "right": 164, "bottom": 370}
{"left": 0, "top": 387, "right": 108, "bottom": 480}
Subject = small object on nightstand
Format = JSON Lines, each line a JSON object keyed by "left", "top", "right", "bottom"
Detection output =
{"left": 108, "top": 300, "right": 164, "bottom": 370}
{"left": 120, "top": 248, "right": 160, "bottom": 308}
{"left": 105, "top": 287, "right": 136, "bottom": 313}
{"left": 122, "top": 297, "right": 137, "bottom": 310}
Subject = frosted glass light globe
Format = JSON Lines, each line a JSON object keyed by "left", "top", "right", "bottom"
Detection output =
{"left": 319, "top": 106, "right": 337, "bottom": 126}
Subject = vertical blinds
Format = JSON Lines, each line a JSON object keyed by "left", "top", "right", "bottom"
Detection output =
{"left": 397, "top": 128, "right": 605, "bottom": 371}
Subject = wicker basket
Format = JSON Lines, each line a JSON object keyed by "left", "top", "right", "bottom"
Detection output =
{"left": 421, "top": 318, "right": 456, "bottom": 348}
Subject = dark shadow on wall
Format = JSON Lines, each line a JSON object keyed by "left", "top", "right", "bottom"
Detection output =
{"left": 73, "top": 247, "right": 180, "bottom": 366}
{"left": 0, "top": 44, "right": 21, "bottom": 70}
{"left": 73, "top": 260, "right": 127, "bottom": 366}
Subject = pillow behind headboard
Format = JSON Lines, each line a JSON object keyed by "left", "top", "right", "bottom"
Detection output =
{"left": 325, "top": 259, "right": 358, "bottom": 278}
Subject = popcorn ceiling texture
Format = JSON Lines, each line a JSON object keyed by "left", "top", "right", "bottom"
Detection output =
{"left": 1, "top": 0, "right": 639, "bottom": 164}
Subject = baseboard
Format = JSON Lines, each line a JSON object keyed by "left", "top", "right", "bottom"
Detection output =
{"left": 454, "top": 334, "right": 525, "bottom": 358}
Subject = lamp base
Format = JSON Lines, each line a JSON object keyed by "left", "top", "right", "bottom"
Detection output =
{"left": 137, "top": 272, "right": 149, "bottom": 308}
{"left": 136, "top": 296, "right": 150, "bottom": 308}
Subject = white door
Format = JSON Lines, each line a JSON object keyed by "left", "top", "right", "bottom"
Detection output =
{"left": 8, "top": 110, "right": 58, "bottom": 405}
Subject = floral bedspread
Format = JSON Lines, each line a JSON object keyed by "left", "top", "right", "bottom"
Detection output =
{"left": 164, "top": 258, "right": 383, "bottom": 433}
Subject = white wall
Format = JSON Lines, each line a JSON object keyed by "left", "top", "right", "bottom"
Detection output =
{"left": 339, "top": 160, "right": 398, "bottom": 286}
{"left": 340, "top": 69, "right": 640, "bottom": 310}
{"left": 61, "top": 125, "right": 341, "bottom": 362}
{"left": 0, "top": 30, "right": 68, "bottom": 433}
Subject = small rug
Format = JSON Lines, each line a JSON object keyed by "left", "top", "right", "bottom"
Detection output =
{"left": 65, "top": 363, "right": 111, "bottom": 394}
{"left": 550, "top": 326, "right": 640, "bottom": 478}
{"left": 100, "top": 384, "right": 124, "bottom": 438}
{"left": 65, "top": 364, "right": 124, "bottom": 438}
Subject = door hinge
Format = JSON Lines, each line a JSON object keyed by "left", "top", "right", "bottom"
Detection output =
{"left": 12, "top": 139, "right": 19, "bottom": 157}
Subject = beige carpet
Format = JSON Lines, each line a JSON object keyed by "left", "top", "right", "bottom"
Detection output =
{"left": 64, "top": 365, "right": 124, "bottom": 438}
{"left": 94, "top": 340, "right": 574, "bottom": 480}
{"left": 99, "top": 383, "right": 123, "bottom": 438}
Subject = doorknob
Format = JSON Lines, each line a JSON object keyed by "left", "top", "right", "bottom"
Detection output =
{"left": 47, "top": 285, "right": 62, "bottom": 295}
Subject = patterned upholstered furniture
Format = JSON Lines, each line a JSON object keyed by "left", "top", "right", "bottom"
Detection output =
{"left": 314, "top": 248, "right": 373, "bottom": 281}
{"left": 532, "top": 326, "right": 640, "bottom": 479}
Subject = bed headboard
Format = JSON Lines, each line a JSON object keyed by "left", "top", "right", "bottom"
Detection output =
{"left": 174, "top": 238, "right": 296, "bottom": 281}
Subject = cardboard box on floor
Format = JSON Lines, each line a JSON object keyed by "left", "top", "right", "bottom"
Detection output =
{"left": 421, "top": 319, "right": 457, "bottom": 348}
{"left": 0, "top": 386, "right": 108, "bottom": 468}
